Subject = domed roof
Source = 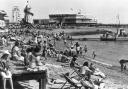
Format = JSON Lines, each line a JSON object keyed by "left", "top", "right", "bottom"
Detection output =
{"left": 26, "top": 4, "right": 31, "bottom": 9}
{"left": 26, "top": 1, "right": 31, "bottom": 9}
{"left": 0, "top": 10, "right": 7, "bottom": 15}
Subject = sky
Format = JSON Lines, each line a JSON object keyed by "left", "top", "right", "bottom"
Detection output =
{"left": 1, "top": 0, "right": 128, "bottom": 24}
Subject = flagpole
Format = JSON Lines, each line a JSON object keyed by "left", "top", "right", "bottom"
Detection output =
{"left": 116, "top": 14, "right": 120, "bottom": 36}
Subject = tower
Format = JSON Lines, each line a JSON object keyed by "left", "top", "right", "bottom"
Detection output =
{"left": 12, "top": 6, "right": 21, "bottom": 23}
{"left": 24, "top": 1, "right": 33, "bottom": 24}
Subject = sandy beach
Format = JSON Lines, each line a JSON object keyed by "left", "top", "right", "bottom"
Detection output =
{"left": 12, "top": 35, "right": 128, "bottom": 89}
{"left": 1, "top": 28, "right": 128, "bottom": 89}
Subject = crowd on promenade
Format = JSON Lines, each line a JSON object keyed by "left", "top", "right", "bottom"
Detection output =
{"left": 0, "top": 28, "right": 107, "bottom": 89}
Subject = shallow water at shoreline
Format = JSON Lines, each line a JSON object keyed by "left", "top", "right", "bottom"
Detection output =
{"left": 80, "top": 41, "right": 128, "bottom": 66}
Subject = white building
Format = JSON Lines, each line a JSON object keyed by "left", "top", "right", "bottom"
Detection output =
{"left": 12, "top": 6, "right": 21, "bottom": 23}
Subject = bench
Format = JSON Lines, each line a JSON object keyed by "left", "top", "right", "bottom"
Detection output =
{"left": 0, "top": 70, "right": 47, "bottom": 89}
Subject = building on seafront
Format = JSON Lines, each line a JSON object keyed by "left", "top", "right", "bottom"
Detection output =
{"left": 33, "top": 19, "right": 50, "bottom": 25}
{"left": 49, "top": 13, "right": 97, "bottom": 26}
{"left": 33, "top": 13, "right": 97, "bottom": 27}
{"left": 12, "top": 6, "right": 21, "bottom": 23}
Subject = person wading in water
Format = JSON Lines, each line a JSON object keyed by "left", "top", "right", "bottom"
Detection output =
{"left": 119, "top": 59, "right": 128, "bottom": 71}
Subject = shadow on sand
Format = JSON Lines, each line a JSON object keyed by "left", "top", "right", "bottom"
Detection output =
{"left": 0, "top": 79, "right": 33, "bottom": 89}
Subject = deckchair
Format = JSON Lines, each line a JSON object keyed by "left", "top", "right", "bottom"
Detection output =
{"left": 61, "top": 68, "right": 94, "bottom": 89}
{"left": 61, "top": 74, "right": 82, "bottom": 89}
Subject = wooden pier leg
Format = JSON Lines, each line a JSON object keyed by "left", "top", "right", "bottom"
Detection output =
{"left": 39, "top": 78, "right": 46, "bottom": 89}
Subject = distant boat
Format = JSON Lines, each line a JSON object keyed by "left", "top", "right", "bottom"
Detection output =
{"left": 100, "top": 14, "right": 128, "bottom": 41}
{"left": 100, "top": 28, "right": 128, "bottom": 41}
{"left": 100, "top": 36, "right": 116, "bottom": 41}
{"left": 100, "top": 36, "right": 128, "bottom": 41}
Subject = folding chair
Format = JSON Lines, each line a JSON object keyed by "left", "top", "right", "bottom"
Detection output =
{"left": 61, "top": 68, "right": 94, "bottom": 89}
{"left": 61, "top": 74, "right": 82, "bottom": 89}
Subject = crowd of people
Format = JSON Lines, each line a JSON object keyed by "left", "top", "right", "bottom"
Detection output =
{"left": 0, "top": 28, "right": 106, "bottom": 89}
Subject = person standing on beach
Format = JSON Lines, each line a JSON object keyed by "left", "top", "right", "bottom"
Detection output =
{"left": 84, "top": 45, "right": 88, "bottom": 54}
{"left": 70, "top": 45, "right": 76, "bottom": 57}
{"left": 119, "top": 59, "right": 128, "bottom": 71}
{"left": 42, "top": 40, "right": 47, "bottom": 60}
{"left": 92, "top": 51, "right": 96, "bottom": 59}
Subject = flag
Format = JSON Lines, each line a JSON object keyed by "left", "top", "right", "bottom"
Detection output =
{"left": 116, "top": 14, "right": 120, "bottom": 24}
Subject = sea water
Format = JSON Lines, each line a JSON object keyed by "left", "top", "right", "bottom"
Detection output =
{"left": 81, "top": 41, "right": 128, "bottom": 66}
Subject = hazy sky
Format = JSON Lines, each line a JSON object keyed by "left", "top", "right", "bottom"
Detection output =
{"left": 1, "top": 0, "right": 128, "bottom": 24}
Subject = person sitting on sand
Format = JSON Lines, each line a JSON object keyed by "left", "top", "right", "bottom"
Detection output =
{"left": 80, "top": 61, "right": 94, "bottom": 89}
{"left": 25, "top": 47, "right": 33, "bottom": 67}
{"left": 70, "top": 55, "right": 80, "bottom": 69}
{"left": 80, "top": 61, "right": 93, "bottom": 80}
{"left": 11, "top": 41, "right": 24, "bottom": 61}
{"left": 32, "top": 44, "right": 43, "bottom": 66}
{"left": 0, "top": 51, "right": 14, "bottom": 89}
{"left": 89, "top": 63, "right": 96, "bottom": 73}
{"left": 61, "top": 54, "right": 70, "bottom": 63}
{"left": 26, "top": 46, "right": 37, "bottom": 68}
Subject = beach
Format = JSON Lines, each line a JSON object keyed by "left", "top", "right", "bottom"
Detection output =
{"left": 49, "top": 28, "right": 128, "bottom": 89}
{"left": 1, "top": 27, "right": 128, "bottom": 89}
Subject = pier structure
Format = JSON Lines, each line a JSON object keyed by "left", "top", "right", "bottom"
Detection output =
{"left": 49, "top": 13, "right": 97, "bottom": 26}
